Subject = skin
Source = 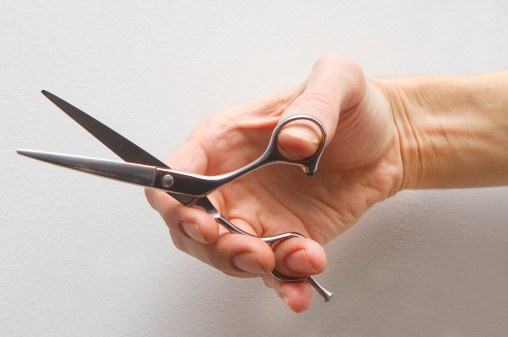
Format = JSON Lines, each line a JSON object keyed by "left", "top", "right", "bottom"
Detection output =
{"left": 145, "top": 55, "right": 508, "bottom": 313}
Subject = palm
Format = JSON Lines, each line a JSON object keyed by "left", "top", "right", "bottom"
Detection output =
{"left": 193, "top": 79, "right": 401, "bottom": 246}
{"left": 148, "top": 57, "right": 404, "bottom": 311}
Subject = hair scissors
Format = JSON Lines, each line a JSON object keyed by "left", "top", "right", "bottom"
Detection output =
{"left": 17, "top": 91, "right": 333, "bottom": 302}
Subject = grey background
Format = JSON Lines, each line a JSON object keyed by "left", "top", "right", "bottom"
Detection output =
{"left": 2, "top": 1, "right": 507, "bottom": 336}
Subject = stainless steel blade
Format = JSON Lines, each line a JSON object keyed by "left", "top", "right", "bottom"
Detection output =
{"left": 41, "top": 90, "right": 196, "bottom": 205}
{"left": 17, "top": 149, "right": 159, "bottom": 188}
{"left": 41, "top": 90, "right": 165, "bottom": 167}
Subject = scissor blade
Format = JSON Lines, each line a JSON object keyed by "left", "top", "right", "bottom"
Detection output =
{"left": 41, "top": 90, "right": 166, "bottom": 167}
{"left": 41, "top": 90, "right": 196, "bottom": 205}
{"left": 17, "top": 149, "right": 158, "bottom": 188}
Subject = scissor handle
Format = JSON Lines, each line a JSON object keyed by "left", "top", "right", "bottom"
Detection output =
{"left": 209, "top": 206, "right": 333, "bottom": 302}
{"left": 263, "top": 232, "right": 333, "bottom": 302}
{"left": 241, "top": 114, "right": 327, "bottom": 177}
{"left": 190, "top": 115, "right": 333, "bottom": 301}
{"left": 155, "top": 115, "right": 327, "bottom": 198}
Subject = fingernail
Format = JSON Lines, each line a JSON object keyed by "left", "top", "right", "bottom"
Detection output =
{"left": 278, "top": 122, "right": 322, "bottom": 160}
{"left": 233, "top": 252, "right": 266, "bottom": 274}
{"left": 280, "top": 124, "right": 321, "bottom": 145}
{"left": 181, "top": 222, "right": 208, "bottom": 244}
{"left": 286, "top": 249, "right": 317, "bottom": 274}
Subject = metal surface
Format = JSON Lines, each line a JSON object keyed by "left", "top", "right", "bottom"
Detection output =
{"left": 18, "top": 91, "right": 333, "bottom": 302}
{"left": 17, "top": 150, "right": 158, "bottom": 188}
{"left": 41, "top": 90, "right": 197, "bottom": 206}
{"left": 147, "top": 115, "right": 327, "bottom": 197}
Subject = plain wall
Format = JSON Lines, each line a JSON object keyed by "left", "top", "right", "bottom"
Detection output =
{"left": 2, "top": 1, "right": 507, "bottom": 336}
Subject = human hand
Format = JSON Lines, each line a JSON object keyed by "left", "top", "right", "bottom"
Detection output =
{"left": 145, "top": 55, "right": 403, "bottom": 312}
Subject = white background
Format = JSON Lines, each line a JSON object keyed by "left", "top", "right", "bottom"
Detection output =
{"left": 2, "top": 1, "right": 507, "bottom": 336}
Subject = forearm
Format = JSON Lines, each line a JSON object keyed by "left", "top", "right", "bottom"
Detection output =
{"left": 382, "top": 70, "right": 508, "bottom": 190}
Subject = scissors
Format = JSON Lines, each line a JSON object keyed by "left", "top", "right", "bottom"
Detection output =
{"left": 17, "top": 91, "right": 333, "bottom": 302}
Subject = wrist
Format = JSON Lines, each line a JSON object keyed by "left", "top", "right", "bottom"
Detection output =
{"left": 384, "top": 72, "right": 508, "bottom": 190}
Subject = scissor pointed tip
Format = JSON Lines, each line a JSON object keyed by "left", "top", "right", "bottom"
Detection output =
{"left": 18, "top": 149, "right": 55, "bottom": 165}
{"left": 17, "top": 148, "right": 30, "bottom": 156}
{"left": 41, "top": 90, "right": 56, "bottom": 102}
{"left": 17, "top": 149, "right": 43, "bottom": 159}
{"left": 41, "top": 90, "right": 74, "bottom": 113}
{"left": 41, "top": 90, "right": 54, "bottom": 99}
{"left": 18, "top": 149, "right": 158, "bottom": 188}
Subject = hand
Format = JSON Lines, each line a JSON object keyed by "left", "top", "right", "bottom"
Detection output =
{"left": 145, "top": 55, "right": 403, "bottom": 312}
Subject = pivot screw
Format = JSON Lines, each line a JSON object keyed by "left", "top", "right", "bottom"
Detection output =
{"left": 161, "top": 174, "right": 174, "bottom": 188}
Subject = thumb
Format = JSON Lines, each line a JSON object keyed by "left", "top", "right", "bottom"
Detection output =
{"left": 277, "top": 119, "right": 323, "bottom": 160}
{"left": 277, "top": 55, "right": 365, "bottom": 160}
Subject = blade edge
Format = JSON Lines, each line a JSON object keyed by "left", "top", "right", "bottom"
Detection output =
{"left": 18, "top": 149, "right": 157, "bottom": 188}
{"left": 41, "top": 90, "right": 196, "bottom": 205}
{"left": 41, "top": 90, "right": 166, "bottom": 167}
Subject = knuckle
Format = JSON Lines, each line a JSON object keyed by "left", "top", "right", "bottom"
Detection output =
{"left": 144, "top": 188, "right": 157, "bottom": 210}
{"left": 169, "top": 230, "right": 187, "bottom": 252}
{"left": 316, "top": 53, "right": 343, "bottom": 66}
{"left": 314, "top": 54, "right": 363, "bottom": 85}
{"left": 159, "top": 204, "right": 179, "bottom": 231}
{"left": 316, "top": 54, "right": 360, "bottom": 72}
{"left": 209, "top": 251, "right": 226, "bottom": 271}
{"left": 297, "top": 88, "right": 337, "bottom": 114}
